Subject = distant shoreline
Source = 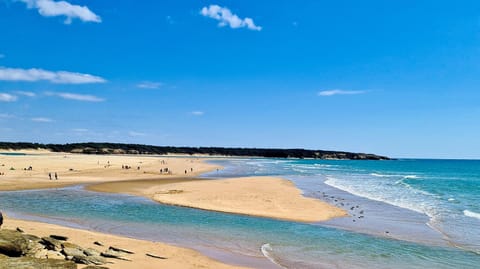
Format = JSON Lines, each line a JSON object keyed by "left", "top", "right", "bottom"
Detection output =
{"left": 0, "top": 141, "right": 391, "bottom": 160}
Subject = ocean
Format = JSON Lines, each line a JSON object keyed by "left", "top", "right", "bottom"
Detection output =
{"left": 1, "top": 158, "right": 479, "bottom": 268}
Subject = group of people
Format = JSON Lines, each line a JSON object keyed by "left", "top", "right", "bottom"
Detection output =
{"left": 48, "top": 172, "right": 58, "bottom": 180}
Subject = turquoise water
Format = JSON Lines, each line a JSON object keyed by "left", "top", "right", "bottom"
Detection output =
{"left": 1, "top": 158, "right": 480, "bottom": 268}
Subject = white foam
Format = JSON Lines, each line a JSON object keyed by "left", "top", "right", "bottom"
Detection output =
{"left": 324, "top": 176, "right": 430, "bottom": 216}
{"left": 403, "top": 175, "right": 419, "bottom": 179}
{"left": 260, "top": 243, "right": 287, "bottom": 269}
{"left": 463, "top": 210, "right": 480, "bottom": 220}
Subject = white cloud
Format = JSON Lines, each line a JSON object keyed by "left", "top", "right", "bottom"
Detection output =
{"left": 128, "top": 131, "right": 146, "bottom": 137}
{"left": 20, "top": 0, "right": 101, "bottom": 24}
{"left": 0, "top": 93, "right": 18, "bottom": 102}
{"left": 200, "top": 5, "right": 262, "bottom": 31}
{"left": 0, "top": 113, "right": 15, "bottom": 119}
{"left": 31, "top": 117, "right": 53, "bottom": 123}
{"left": 191, "top": 111, "right": 204, "bottom": 116}
{"left": 318, "top": 89, "right": 366, "bottom": 96}
{"left": 137, "top": 81, "right": 163, "bottom": 89}
{"left": 15, "top": 91, "right": 36, "bottom": 97}
{"left": 46, "top": 92, "right": 105, "bottom": 102}
{"left": 0, "top": 67, "right": 106, "bottom": 84}
{"left": 72, "top": 128, "right": 88, "bottom": 132}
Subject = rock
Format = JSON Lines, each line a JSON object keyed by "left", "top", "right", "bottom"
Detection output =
{"left": 101, "top": 249, "right": 131, "bottom": 261}
{"left": 0, "top": 230, "right": 33, "bottom": 257}
{"left": 0, "top": 253, "right": 8, "bottom": 260}
{"left": 71, "top": 254, "right": 107, "bottom": 265}
{"left": 0, "top": 257, "right": 77, "bottom": 269}
{"left": 83, "top": 266, "right": 109, "bottom": 269}
{"left": 61, "top": 242, "right": 85, "bottom": 258}
{"left": 93, "top": 241, "right": 104, "bottom": 247}
{"left": 41, "top": 237, "right": 62, "bottom": 251}
{"left": 108, "top": 246, "right": 134, "bottom": 254}
{"left": 49, "top": 235, "right": 68, "bottom": 241}
{"left": 146, "top": 253, "right": 167, "bottom": 259}
{"left": 16, "top": 228, "right": 24, "bottom": 233}
{"left": 83, "top": 248, "right": 101, "bottom": 257}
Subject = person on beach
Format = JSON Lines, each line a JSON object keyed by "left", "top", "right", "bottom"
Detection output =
{"left": 54, "top": 172, "right": 58, "bottom": 180}
{"left": 49, "top": 173, "right": 52, "bottom": 180}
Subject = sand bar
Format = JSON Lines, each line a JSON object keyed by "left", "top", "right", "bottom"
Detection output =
{"left": 90, "top": 176, "right": 348, "bottom": 222}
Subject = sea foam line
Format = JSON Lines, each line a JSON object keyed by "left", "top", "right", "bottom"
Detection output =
{"left": 464, "top": 210, "right": 480, "bottom": 220}
{"left": 260, "top": 243, "right": 287, "bottom": 269}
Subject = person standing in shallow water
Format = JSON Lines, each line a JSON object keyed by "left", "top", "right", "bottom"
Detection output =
{"left": 54, "top": 172, "right": 58, "bottom": 180}
{"left": 48, "top": 173, "right": 52, "bottom": 180}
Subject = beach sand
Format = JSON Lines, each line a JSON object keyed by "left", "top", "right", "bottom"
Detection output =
{"left": 0, "top": 151, "right": 346, "bottom": 268}
{"left": 2, "top": 218, "right": 249, "bottom": 269}
{"left": 0, "top": 151, "right": 217, "bottom": 191}
{"left": 89, "top": 176, "right": 348, "bottom": 222}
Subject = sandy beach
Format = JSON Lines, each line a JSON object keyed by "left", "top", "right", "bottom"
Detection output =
{"left": 2, "top": 218, "right": 249, "bottom": 269}
{"left": 0, "top": 151, "right": 217, "bottom": 191}
{"left": 0, "top": 151, "right": 346, "bottom": 268}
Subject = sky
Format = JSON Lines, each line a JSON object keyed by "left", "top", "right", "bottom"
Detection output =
{"left": 1, "top": 0, "right": 480, "bottom": 159}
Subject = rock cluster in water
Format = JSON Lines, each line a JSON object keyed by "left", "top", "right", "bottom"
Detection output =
{"left": 0, "top": 228, "right": 155, "bottom": 269}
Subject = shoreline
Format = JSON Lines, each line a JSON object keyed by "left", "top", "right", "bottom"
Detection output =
{"left": 0, "top": 152, "right": 346, "bottom": 268}
{"left": 2, "top": 217, "right": 251, "bottom": 269}
{"left": 87, "top": 176, "right": 347, "bottom": 223}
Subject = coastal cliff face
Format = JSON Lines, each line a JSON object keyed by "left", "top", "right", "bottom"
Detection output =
{"left": 0, "top": 142, "right": 391, "bottom": 160}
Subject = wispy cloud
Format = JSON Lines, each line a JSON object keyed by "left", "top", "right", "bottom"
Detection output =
{"left": 0, "top": 67, "right": 106, "bottom": 84}
{"left": 201, "top": 5, "right": 262, "bottom": 31}
{"left": 0, "top": 93, "right": 18, "bottom": 102}
{"left": 128, "top": 131, "right": 147, "bottom": 137}
{"left": 45, "top": 92, "right": 105, "bottom": 102}
{"left": 19, "top": 0, "right": 101, "bottom": 24}
{"left": 31, "top": 117, "right": 53, "bottom": 123}
{"left": 191, "top": 111, "right": 204, "bottom": 116}
{"left": 0, "top": 113, "right": 15, "bottom": 119}
{"left": 14, "top": 91, "right": 36, "bottom": 97}
{"left": 137, "top": 81, "right": 163, "bottom": 89}
{"left": 72, "top": 128, "right": 88, "bottom": 132}
{"left": 317, "top": 89, "right": 366, "bottom": 96}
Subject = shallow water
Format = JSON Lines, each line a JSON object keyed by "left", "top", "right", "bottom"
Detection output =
{"left": 1, "top": 157, "right": 480, "bottom": 268}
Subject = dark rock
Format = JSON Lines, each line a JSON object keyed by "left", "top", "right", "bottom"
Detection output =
{"left": 50, "top": 235, "right": 68, "bottom": 241}
{"left": 146, "top": 253, "right": 167, "bottom": 259}
{"left": 83, "top": 266, "right": 109, "bottom": 269}
{"left": 41, "top": 237, "right": 62, "bottom": 251}
{"left": 93, "top": 241, "right": 104, "bottom": 247}
{"left": 0, "top": 257, "right": 77, "bottom": 269}
{"left": 108, "top": 246, "right": 134, "bottom": 254}
{"left": 16, "top": 228, "right": 24, "bottom": 233}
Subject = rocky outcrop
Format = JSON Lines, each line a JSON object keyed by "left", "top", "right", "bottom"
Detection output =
{"left": 0, "top": 257, "right": 76, "bottom": 269}
{"left": 0, "top": 230, "right": 110, "bottom": 268}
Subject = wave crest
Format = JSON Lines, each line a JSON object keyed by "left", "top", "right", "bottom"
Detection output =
{"left": 464, "top": 210, "right": 480, "bottom": 220}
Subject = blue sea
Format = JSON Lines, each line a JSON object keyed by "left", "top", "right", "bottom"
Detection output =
{"left": 1, "top": 158, "right": 479, "bottom": 268}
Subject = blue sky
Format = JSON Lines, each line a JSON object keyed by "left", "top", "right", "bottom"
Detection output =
{"left": 1, "top": 0, "right": 480, "bottom": 158}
